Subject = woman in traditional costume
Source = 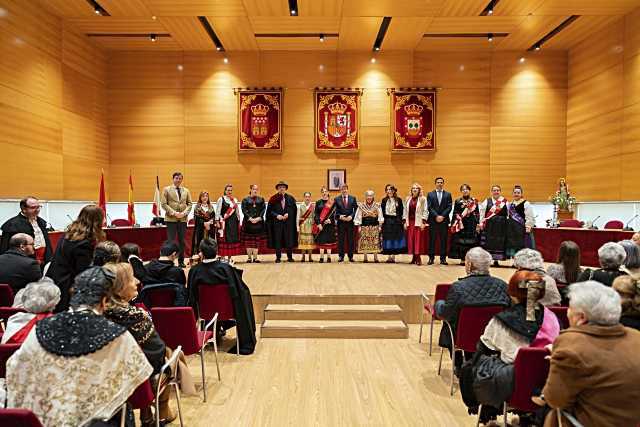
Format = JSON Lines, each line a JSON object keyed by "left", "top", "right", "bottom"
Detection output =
{"left": 354, "top": 190, "right": 384, "bottom": 263}
{"left": 505, "top": 185, "right": 536, "bottom": 258}
{"left": 241, "top": 184, "right": 267, "bottom": 263}
{"left": 314, "top": 187, "right": 337, "bottom": 263}
{"left": 191, "top": 191, "right": 216, "bottom": 263}
{"left": 297, "top": 192, "right": 316, "bottom": 262}
{"left": 449, "top": 184, "right": 480, "bottom": 265}
{"left": 215, "top": 184, "right": 243, "bottom": 261}
{"left": 404, "top": 183, "right": 428, "bottom": 265}
{"left": 380, "top": 184, "right": 405, "bottom": 263}
{"left": 478, "top": 185, "right": 509, "bottom": 266}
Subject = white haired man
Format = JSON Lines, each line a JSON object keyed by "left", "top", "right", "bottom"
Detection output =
{"left": 541, "top": 281, "right": 640, "bottom": 426}
{"left": 576, "top": 241, "right": 628, "bottom": 286}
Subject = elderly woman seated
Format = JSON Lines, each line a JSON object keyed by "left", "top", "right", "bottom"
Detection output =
{"left": 460, "top": 270, "right": 560, "bottom": 425}
{"left": 1, "top": 278, "right": 60, "bottom": 344}
{"left": 619, "top": 239, "right": 640, "bottom": 278}
{"left": 92, "top": 240, "right": 122, "bottom": 266}
{"left": 434, "top": 247, "right": 511, "bottom": 359}
{"left": 6, "top": 267, "right": 152, "bottom": 426}
{"left": 513, "top": 248, "right": 561, "bottom": 306}
{"left": 576, "top": 242, "right": 627, "bottom": 286}
{"left": 612, "top": 275, "right": 640, "bottom": 330}
{"left": 541, "top": 281, "right": 640, "bottom": 426}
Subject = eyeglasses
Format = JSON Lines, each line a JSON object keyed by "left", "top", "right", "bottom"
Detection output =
{"left": 24, "top": 243, "right": 35, "bottom": 247}
{"left": 26, "top": 205, "right": 41, "bottom": 209}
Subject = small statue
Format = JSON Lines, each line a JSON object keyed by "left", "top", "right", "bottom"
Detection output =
{"left": 550, "top": 177, "right": 576, "bottom": 212}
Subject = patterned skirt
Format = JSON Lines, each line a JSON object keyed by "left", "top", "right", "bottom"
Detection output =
{"left": 358, "top": 225, "right": 382, "bottom": 254}
{"left": 298, "top": 220, "right": 316, "bottom": 250}
{"left": 241, "top": 224, "right": 267, "bottom": 249}
{"left": 218, "top": 225, "right": 244, "bottom": 256}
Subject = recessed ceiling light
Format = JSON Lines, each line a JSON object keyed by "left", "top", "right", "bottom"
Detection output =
{"left": 519, "top": 57, "right": 525, "bottom": 63}
{"left": 150, "top": 34, "right": 157, "bottom": 42}
{"left": 223, "top": 57, "right": 229, "bottom": 64}
{"left": 177, "top": 64, "right": 183, "bottom": 71}
{"left": 319, "top": 34, "right": 325, "bottom": 42}
{"left": 370, "top": 57, "right": 376, "bottom": 63}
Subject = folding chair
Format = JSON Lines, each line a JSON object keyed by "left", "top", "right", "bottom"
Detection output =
{"left": 439, "top": 305, "right": 504, "bottom": 395}
{"left": 419, "top": 283, "right": 452, "bottom": 356}
{"left": 198, "top": 283, "right": 239, "bottom": 356}
{"left": 151, "top": 307, "right": 219, "bottom": 402}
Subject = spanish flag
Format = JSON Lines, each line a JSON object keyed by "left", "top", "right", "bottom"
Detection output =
{"left": 98, "top": 169, "right": 107, "bottom": 226}
{"left": 128, "top": 171, "right": 136, "bottom": 225}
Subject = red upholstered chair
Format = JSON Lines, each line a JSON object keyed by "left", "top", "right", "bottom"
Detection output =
{"left": 151, "top": 307, "right": 219, "bottom": 402}
{"left": 0, "top": 284, "right": 14, "bottom": 306}
{"left": 550, "top": 306, "right": 569, "bottom": 329}
{"left": 0, "top": 409, "right": 44, "bottom": 427}
{"left": 419, "top": 283, "right": 452, "bottom": 356}
{"left": 145, "top": 288, "right": 176, "bottom": 308}
{"left": 111, "top": 218, "right": 131, "bottom": 227}
{"left": 0, "top": 307, "right": 26, "bottom": 332}
{"left": 604, "top": 220, "right": 624, "bottom": 229}
{"left": 439, "top": 305, "right": 505, "bottom": 395}
{"left": 477, "top": 347, "right": 550, "bottom": 426}
{"left": 559, "top": 219, "right": 583, "bottom": 228}
{"left": 197, "top": 284, "right": 239, "bottom": 356}
{"left": 0, "top": 342, "right": 21, "bottom": 377}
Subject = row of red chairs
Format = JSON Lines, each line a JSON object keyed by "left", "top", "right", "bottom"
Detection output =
{"left": 559, "top": 219, "right": 625, "bottom": 229}
{"left": 111, "top": 219, "right": 197, "bottom": 227}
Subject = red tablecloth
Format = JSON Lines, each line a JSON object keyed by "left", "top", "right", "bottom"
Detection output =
{"left": 534, "top": 228, "right": 635, "bottom": 267}
{"left": 49, "top": 226, "right": 195, "bottom": 260}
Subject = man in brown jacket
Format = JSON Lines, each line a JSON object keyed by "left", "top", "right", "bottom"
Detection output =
{"left": 542, "top": 281, "right": 640, "bottom": 426}
{"left": 161, "top": 172, "right": 192, "bottom": 268}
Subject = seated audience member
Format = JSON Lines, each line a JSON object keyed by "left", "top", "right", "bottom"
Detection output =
{"left": 6, "top": 267, "right": 152, "bottom": 427}
{"left": 46, "top": 204, "right": 105, "bottom": 312}
{"left": 513, "top": 248, "right": 561, "bottom": 306}
{"left": 546, "top": 240, "right": 582, "bottom": 284}
{"left": 92, "top": 240, "right": 121, "bottom": 266}
{"left": 0, "top": 196, "right": 52, "bottom": 266}
{"left": 121, "top": 242, "right": 149, "bottom": 283}
{"left": 619, "top": 239, "right": 640, "bottom": 278}
{"left": 103, "top": 262, "right": 175, "bottom": 425}
{"left": 1, "top": 278, "right": 59, "bottom": 344}
{"left": 434, "top": 247, "right": 511, "bottom": 355}
{"left": 144, "top": 241, "right": 186, "bottom": 286}
{"left": 576, "top": 242, "right": 627, "bottom": 286}
{"left": 612, "top": 275, "right": 640, "bottom": 330}
{"left": 632, "top": 232, "right": 640, "bottom": 246}
{"left": 187, "top": 238, "right": 257, "bottom": 354}
{"left": 460, "top": 271, "right": 560, "bottom": 424}
{"left": 541, "top": 281, "right": 640, "bottom": 426}
{"left": 0, "top": 233, "right": 42, "bottom": 293}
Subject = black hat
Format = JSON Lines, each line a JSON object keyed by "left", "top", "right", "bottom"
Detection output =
{"left": 69, "top": 266, "right": 116, "bottom": 308}
{"left": 275, "top": 181, "right": 288, "bottom": 190}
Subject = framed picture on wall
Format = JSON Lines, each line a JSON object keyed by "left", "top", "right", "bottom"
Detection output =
{"left": 327, "top": 169, "right": 347, "bottom": 191}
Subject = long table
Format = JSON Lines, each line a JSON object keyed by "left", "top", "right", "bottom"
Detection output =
{"left": 534, "top": 227, "right": 635, "bottom": 267}
{"left": 49, "top": 226, "right": 195, "bottom": 260}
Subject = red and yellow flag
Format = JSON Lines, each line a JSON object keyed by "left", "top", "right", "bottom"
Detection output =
{"left": 128, "top": 171, "right": 136, "bottom": 225}
{"left": 98, "top": 169, "right": 107, "bottom": 226}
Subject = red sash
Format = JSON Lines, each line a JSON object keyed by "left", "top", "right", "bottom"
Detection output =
{"left": 450, "top": 198, "right": 477, "bottom": 234}
{"left": 219, "top": 197, "right": 239, "bottom": 238}
{"left": 313, "top": 199, "right": 334, "bottom": 234}
{"left": 480, "top": 197, "right": 507, "bottom": 230}
{"left": 299, "top": 203, "right": 315, "bottom": 226}
{"left": 6, "top": 313, "right": 52, "bottom": 344}
{"left": 34, "top": 247, "right": 46, "bottom": 264}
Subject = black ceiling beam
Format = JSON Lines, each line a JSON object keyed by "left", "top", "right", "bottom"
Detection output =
{"left": 85, "top": 0, "right": 110, "bottom": 16}
{"left": 527, "top": 15, "right": 580, "bottom": 51}
{"left": 255, "top": 33, "right": 339, "bottom": 38}
{"left": 373, "top": 17, "right": 392, "bottom": 51}
{"left": 480, "top": 0, "right": 501, "bottom": 16}
{"left": 198, "top": 16, "right": 225, "bottom": 51}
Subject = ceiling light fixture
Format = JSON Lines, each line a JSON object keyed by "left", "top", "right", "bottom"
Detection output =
{"left": 319, "top": 34, "right": 325, "bottom": 42}
{"left": 480, "top": 0, "right": 499, "bottom": 16}
{"left": 372, "top": 16, "right": 392, "bottom": 52}
{"left": 94, "top": 6, "right": 101, "bottom": 15}
{"left": 488, "top": 33, "right": 493, "bottom": 42}
{"left": 534, "top": 44, "right": 541, "bottom": 51}
{"left": 519, "top": 57, "right": 525, "bottom": 63}
{"left": 370, "top": 57, "right": 377, "bottom": 64}
{"left": 288, "top": 0, "right": 298, "bottom": 16}
{"left": 150, "top": 34, "right": 157, "bottom": 42}
{"left": 223, "top": 57, "right": 229, "bottom": 64}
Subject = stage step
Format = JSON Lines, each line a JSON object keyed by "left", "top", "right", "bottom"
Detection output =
{"left": 261, "top": 319, "right": 409, "bottom": 339}
{"left": 264, "top": 304, "right": 403, "bottom": 321}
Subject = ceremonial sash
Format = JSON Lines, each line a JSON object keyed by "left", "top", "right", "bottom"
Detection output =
{"left": 508, "top": 201, "right": 525, "bottom": 226}
{"left": 313, "top": 199, "right": 334, "bottom": 234}
{"left": 480, "top": 196, "right": 507, "bottom": 230}
{"left": 450, "top": 198, "right": 477, "bottom": 234}
{"left": 219, "top": 197, "right": 238, "bottom": 238}
{"left": 299, "top": 203, "right": 315, "bottom": 226}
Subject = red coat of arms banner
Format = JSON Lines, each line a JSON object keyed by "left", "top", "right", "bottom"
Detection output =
{"left": 314, "top": 90, "right": 361, "bottom": 152}
{"left": 390, "top": 90, "right": 436, "bottom": 152}
{"left": 238, "top": 89, "right": 282, "bottom": 152}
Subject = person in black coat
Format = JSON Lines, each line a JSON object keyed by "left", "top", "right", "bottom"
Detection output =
{"left": 46, "top": 204, "right": 104, "bottom": 312}
{"left": 426, "top": 177, "right": 453, "bottom": 265}
{"left": 0, "top": 196, "right": 52, "bottom": 267}
{"left": 120, "top": 242, "right": 151, "bottom": 284}
{"left": 0, "top": 234, "right": 42, "bottom": 294}
{"left": 187, "top": 238, "right": 256, "bottom": 355}
{"left": 334, "top": 183, "right": 357, "bottom": 262}
{"left": 434, "top": 247, "right": 511, "bottom": 354}
{"left": 144, "top": 241, "right": 186, "bottom": 286}
{"left": 266, "top": 181, "right": 298, "bottom": 263}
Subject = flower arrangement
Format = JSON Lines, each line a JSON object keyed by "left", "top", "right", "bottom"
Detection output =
{"left": 549, "top": 178, "right": 576, "bottom": 211}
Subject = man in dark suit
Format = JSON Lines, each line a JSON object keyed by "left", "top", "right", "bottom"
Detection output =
{"left": 266, "top": 181, "right": 298, "bottom": 263}
{"left": 0, "top": 196, "right": 52, "bottom": 268}
{"left": 0, "top": 233, "right": 42, "bottom": 293}
{"left": 427, "top": 177, "right": 453, "bottom": 265}
{"left": 334, "top": 184, "right": 357, "bottom": 262}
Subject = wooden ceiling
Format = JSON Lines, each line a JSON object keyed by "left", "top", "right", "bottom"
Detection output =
{"left": 39, "top": 0, "right": 640, "bottom": 51}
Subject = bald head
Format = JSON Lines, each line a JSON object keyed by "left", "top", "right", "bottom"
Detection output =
{"left": 10, "top": 233, "right": 35, "bottom": 256}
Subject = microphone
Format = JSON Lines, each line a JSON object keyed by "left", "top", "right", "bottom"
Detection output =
{"left": 624, "top": 214, "right": 639, "bottom": 231}
{"left": 66, "top": 214, "right": 74, "bottom": 224}
{"left": 589, "top": 215, "right": 601, "bottom": 230}
{"left": 106, "top": 213, "right": 116, "bottom": 228}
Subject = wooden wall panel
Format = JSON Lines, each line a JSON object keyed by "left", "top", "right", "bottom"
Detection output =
{"left": 108, "top": 88, "right": 184, "bottom": 126}
{"left": 413, "top": 52, "right": 491, "bottom": 89}
{"left": 492, "top": 87, "right": 567, "bottom": 127}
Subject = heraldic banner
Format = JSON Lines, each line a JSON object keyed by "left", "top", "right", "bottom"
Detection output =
{"left": 390, "top": 90, "right": 436, "bottom": 152}
{"left": 238, "top": 89, "right": 282, "bottom": 152}
{"left": 314, "top": 90, "right": 361, "bottom": 152}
